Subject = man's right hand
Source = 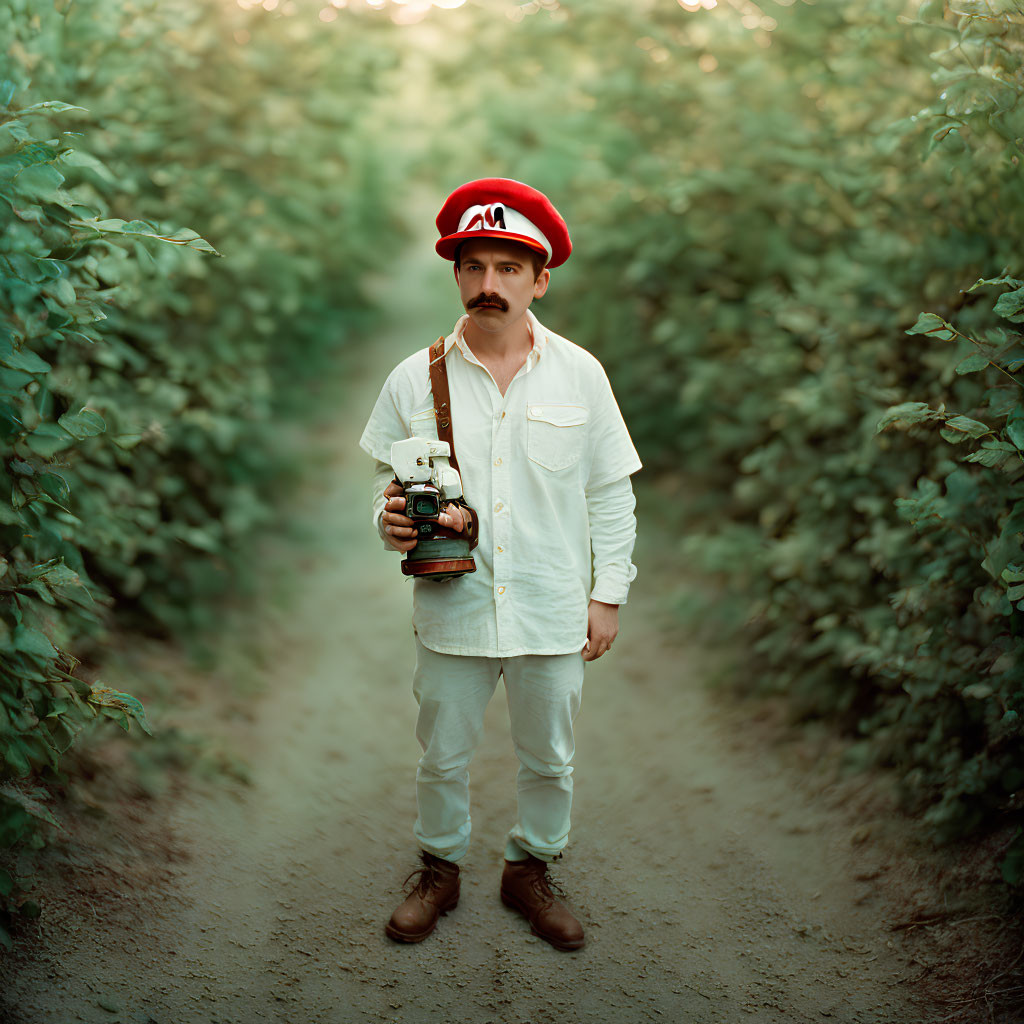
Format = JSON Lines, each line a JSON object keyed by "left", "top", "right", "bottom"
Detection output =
{"left": 381, "top": 480, "right": 468, "bottom": 552}
{"left": 381, "top": 481, "right": 419, "bottom": 552}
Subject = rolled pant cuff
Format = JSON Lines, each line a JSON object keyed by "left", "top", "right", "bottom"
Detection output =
{"left": 504, "top": 834, "right": 565, "bottom": 864}
{"left": 415, "top": 834, "right": 469, "bottom": 863}
{"left": 420, "top": 848, "right": 464, "bottom": 865}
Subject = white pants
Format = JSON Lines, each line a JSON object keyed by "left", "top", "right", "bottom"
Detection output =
{"left": 411, "top": 634, "right": 585, "bottom": 864}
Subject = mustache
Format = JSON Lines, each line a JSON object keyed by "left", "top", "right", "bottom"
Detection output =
{"left": 467, "top": 292, "right": 509, "bottom": 311}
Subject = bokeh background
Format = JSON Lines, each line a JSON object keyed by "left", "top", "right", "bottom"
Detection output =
{"left": 3, "top": 0, "right": 1024, "bottom": 950}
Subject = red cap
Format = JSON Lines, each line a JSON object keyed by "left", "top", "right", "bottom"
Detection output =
{"left": 435, "top": 177, "right": 572, "bottom": 269}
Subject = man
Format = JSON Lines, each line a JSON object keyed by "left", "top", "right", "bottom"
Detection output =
{"left": 358, "top": 178, "right": 641, "bottom": 952}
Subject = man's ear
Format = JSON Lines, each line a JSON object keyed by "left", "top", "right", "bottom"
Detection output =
{"left": 453, "top": 264, "right": 460, "bottom": 283}
{"left": 533, "top": 268, "right": 551, "bottom": 299}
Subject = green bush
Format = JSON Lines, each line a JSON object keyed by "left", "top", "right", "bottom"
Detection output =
{"left": 422, "top": 0, "right": 1024, "bottom": 881}
{"left": 1, "top": 0, "right": 405, "bottom": 945}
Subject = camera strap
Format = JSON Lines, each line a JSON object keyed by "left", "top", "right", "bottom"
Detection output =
{"left": 429, "top": 337, "right": 479, "bottom": 551}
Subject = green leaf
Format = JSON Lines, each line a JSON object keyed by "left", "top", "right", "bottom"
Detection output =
{"left": 13, "top": 163, "right": 65, "bottom": 202}
{"left": 1008, "top": 411, "right": 1024, "bottom": 450}
{"left": 177, "top": 527, "right": 220, "bottom": 552}
{"left": 163, "top": 227, "right": 221, "bottom": 255}
{"left": 906, "top": 312, "right": 956, "bottom": 340}
{"left": 11, "top": 626, "right": 57, "bottom": 659}
{"left": 99, "top": 707, "right": 131, "bottom": 731}
{"left": 0, "top": 784, "right": 60, "bottom": 828}
{"left": 982, "top": 505, "right": 1024, "bottom": 579}
{"left": 0, "top": 120, "right": 30, "bottom": 147}
{"left": 0, "top": 503, "right": 24, "bottom": 526}
{"left": 875, "top": 402, "right": 942, "bottom": 433}
{"left": 927, "top": 121, "right": 964, "bottom": 155}
{"left": 0, "top": 345, "right": 51, "bottom": 375}
{"left": 16, "top": 101, "right": 88, "bottom": 116}
{"left": 25, "top": 422, "right": 75, "bottom": 456}
{"left": 86, "top": 685, "right": 152, "bottom": 736}
{"left": 3, "top": 740, "right": 32, "bottom": 776}
{"left": 943, "top": 415, "right": 993, "bottom": 439}
{"left": 965, "top": 447, "right": 1013, "bottom": 466}
{"left": 955, "top": 353, "right": 990, "bottom": 374}
{"left": 43, "top": 276, "right": 76, "bottom": 307}
{"left": 963, "top": 683, "right": 994, "bottom": 699}
{"left": 34, "top": 561, "right": 80, "bottom": 587}
{"left": 111, "top": 433, "right": 144, "bottom": 450}
{"left": 994, "top": 287, "right": 1024, "bottom": 324}
{"left": 36, "top": 473, "right": 71, "bottom": 509}
{"left": 57, "top": 149, "right": 117, "bottom": 185}
{"left": 57, "top": 408, "right": 105, "bottom": 439}
{"left": 69, "top": 217, "right": 221, "bottom": 255}
{"left": 25, "top": 557, "right": 62, "bottom": 579}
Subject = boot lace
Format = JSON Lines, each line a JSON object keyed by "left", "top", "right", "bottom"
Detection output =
{"left": 401, "top": 854, "right": 452, "bottom": 897}
{"left": 524, "top": 862, "right": 569, "bottom": 903}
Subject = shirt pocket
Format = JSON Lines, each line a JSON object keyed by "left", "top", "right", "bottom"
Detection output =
{"left": 526, "top": 403, "right": 589, "bottom": 472}
{"left": 409, "top": 408, "right": 438, "bottom": 441}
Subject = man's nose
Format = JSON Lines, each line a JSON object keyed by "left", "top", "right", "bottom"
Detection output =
{"left": 482, "top": 266, "right": 500, "bottom": 291}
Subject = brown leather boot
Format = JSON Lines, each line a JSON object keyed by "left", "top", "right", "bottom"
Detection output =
{"left": 500, "top": 854, "right": 585, "bottom": 951}
{"left": 385, "top": 851, "right": 460, "bottom": 943}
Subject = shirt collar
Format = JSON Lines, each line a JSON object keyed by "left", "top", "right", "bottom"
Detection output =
{"left": 446, "top": 308, "right": 549, "bottom": 367}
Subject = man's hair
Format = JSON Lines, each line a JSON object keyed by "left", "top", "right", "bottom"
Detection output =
{"left": 454, "top": 241, "right": 547, "bottom": 281}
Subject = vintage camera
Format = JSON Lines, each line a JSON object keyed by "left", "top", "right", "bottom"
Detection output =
{"left": 390, "top": 437, "right": 476, "bottom": 582}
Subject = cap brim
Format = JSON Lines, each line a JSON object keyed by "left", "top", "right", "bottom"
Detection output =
{"left": 436, "top": 230, "right": 550, "bottom": 264}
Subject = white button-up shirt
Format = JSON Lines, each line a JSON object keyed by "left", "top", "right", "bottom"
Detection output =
{"left": 358, "top": 308, "right": 642, "bottom": 657}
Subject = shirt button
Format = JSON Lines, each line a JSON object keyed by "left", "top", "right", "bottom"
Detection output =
{"left": 497, "top": 545, "right": 504, "bottom": 553}
{"left": 494, "top": 502, "right": 503, "bottom": 512}
{"left": 494, "top": 458, "right": 502, "bottom": 466}
{"left": 497, "top": 586, "right": 505, "bottom": 595}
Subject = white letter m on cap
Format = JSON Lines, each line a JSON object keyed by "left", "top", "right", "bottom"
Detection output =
{"left": 462, "top": 204, "right": 507, "bottom": 232}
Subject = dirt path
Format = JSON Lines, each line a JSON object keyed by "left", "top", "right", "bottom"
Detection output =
{"left": 0, "top": 250, "right": 936, "bottom": 1024}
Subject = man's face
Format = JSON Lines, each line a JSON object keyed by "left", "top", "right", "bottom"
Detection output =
{"left": 455, "top": 239, "right": 550, "bottom": 335}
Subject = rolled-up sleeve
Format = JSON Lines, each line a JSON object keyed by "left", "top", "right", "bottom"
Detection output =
{"left": 586, "top": 474, "right": 638, "bottom": 605}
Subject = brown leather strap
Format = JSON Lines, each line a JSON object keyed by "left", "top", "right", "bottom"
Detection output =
{"left": 429, "top": 337, "right": 458, "bottom": 474}
{"left": 429, "top": 337, "right": 479, "bottom": 552}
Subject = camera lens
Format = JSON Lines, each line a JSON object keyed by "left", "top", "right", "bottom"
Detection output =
{"left": 412, "top": 495, "right": 438, "bottom": 517}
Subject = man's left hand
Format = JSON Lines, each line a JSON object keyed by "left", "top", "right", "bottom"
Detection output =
{"left": 440, "top": 502, "right": 466, "bottom": 532}
{"left": 582, "top": 600, "right": 619, "bottom": 662}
